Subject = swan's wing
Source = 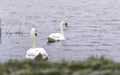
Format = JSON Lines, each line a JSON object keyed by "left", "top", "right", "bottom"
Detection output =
{"left": 49, "top": 33, "right": 63, "bottom": 38}
{"left": 37, "top": 48, "right": 48, "bottom": 56}
{"left": 35, "top": 48, "right": 48, "bottom": 60}
{"left": 26, "top": 48, "right": 40, "bottom": 60}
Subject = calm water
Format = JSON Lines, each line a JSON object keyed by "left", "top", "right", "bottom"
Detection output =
{"left": 0, "top": 0, "right": 120, "bottom": 62}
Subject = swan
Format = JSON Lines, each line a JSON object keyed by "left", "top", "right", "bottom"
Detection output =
{"left": 47, "top": 21, "right": 68, "bottom": 43}
{"left": 26, "top": 28, "right": 48, "bottom": 60}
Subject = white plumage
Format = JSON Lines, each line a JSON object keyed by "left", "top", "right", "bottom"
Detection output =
{"left": 47, "top": 21, "right": 68, "bottom": 43}
{"left": 26, "top": 48, "right": 48, "bottom": 60}
{"left": 48, "top": 33, "right": 65, "bottom": 41}
{"left": 26, "top": 28, "right": 48, "bottom": 60}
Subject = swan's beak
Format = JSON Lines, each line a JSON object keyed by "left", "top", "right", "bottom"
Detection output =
{"left": 65, "top": 23, "right": 68, "bottom": 28}
{"left": 35, "top": 33, "right": 37, "bottom": 36}
{"left": 35, "top": 29, "right": 37, "bottom": 36}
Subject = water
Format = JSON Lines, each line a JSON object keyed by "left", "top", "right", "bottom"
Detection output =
{"left": 0, "top": 0, "right": 120, "bottom": 62}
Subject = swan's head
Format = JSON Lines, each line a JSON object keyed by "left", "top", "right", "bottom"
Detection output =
{"left": 31, "top": 28, "right": 37, "bottom": 37}
{"left": 60, "top": 21, "right": 68, "bottom": 28}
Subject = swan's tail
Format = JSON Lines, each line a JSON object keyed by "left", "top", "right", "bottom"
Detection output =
{"left": 35, "top": 53, "right": 48, "bottom": 61}
{"left": 47, "top": 37, "right": 56, "bottom": 43}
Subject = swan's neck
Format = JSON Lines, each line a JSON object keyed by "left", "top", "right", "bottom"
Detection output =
{"left": 60, "top": 24, "right": 64, "bottom": 36}
{"left": 31, "top": 30, "right": 36, "bottom": 48}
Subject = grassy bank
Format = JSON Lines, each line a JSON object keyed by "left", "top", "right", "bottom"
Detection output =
{"left": 0, "top": 57, "right": 120, "bottom": 75}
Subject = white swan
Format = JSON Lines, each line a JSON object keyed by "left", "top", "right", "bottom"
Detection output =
{"left": 47, "top": 21, "right": 68, "bottom": 43}
{"left": 26, "top": 28, "right": 48, "bottom": 60}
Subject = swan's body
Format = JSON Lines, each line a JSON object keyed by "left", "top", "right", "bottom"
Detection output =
{"left": 26, "top": 28, "right": 48, "bottom": 60}
{"left": 26, "top": 48, "right": 48, "bottom": 60}
{"left": 47, "top": 21, "right": 68, "bottom": 43}
{"left": 48, "top": 33, "right": 65, "bottom": 42}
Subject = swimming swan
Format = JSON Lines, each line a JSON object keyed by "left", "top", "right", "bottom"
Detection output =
{"left": 47, "top": 21, "right": 68, "bottom": 43}
{"left": 26, "top": 28, "right": 48, "bottom": 60}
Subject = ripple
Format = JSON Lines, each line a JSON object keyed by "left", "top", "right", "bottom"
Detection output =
{"left": 0, "top": 0, "right": 120, "bottom": 62}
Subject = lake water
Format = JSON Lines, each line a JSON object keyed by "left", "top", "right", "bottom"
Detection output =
{"left": 0, "top": 0, "right": 120, "bottom": 62}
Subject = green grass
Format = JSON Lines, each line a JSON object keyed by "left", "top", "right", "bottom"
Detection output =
{"left": 1, "top": 57, "right": 120, "bottom": 75}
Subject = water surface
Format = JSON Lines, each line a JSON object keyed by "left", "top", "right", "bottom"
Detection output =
{"left": 0, "top": 0, "right": 120, "bottom": 62}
